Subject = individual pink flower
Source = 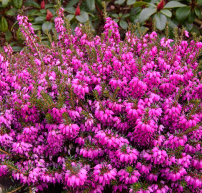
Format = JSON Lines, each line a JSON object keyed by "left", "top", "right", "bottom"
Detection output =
{"left": 65, "top": 165, "right": 87, "bottom": 187}
{"left": 58, "top": 123, "right": 80, "bottom": 139}
{"left": 115, "top": 145, "right": 139, "bottom": 164}
{"left": 93, "top": 163, "right": 117, "bottom": 186}
{"left": 80, "top": 147, "right": 104, "bottom": 159}
{"left": 118, "top": 167, "right": 140, "bottom": 184}
{"left": 184, "top": 30, "right": 189, "bottom": 37}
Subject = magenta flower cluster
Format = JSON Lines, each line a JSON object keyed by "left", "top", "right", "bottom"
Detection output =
{"left": 0, "top": 8, "right": 201, "bottom": 193}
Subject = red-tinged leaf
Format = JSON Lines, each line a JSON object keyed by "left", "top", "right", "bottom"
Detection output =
{"left": 41, "top": 0, "right": 45, "bottom": 9}
{"left": 75, "top": 6, "right": 80, "bottom": 16}
{"left": 46, "top": 10, "right": 53, "bottom": 21}
{"left": 157, "top": 0, "right": 165, "bottom": 11}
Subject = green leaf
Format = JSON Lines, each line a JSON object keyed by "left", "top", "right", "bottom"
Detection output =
{"left": 45, "top": 4, "right": 54, "bottom": 9}
{"left": 27, "top": 10, "right": 41, "bottom": 16}
{"left": 176, "top": 6, "right": 191, "bottom": 21}
{"left": 122, "top": 13, "right": 130, "bottom": 18}
{"left": 130, "top": 7, "right": 141, "bottom": 15}
{"left": 89, "top": 20, "right": 96, "bottom": 31}
{"left": 151, "top": 0, "right": 158, "bottom": 3}
{"left": 139, "top": 7, "right": 156, "bottom": 23}
{"left": 40, "top": 9, "right": 46, "bottom": 14}
{"left": 9, "top": 41, "right": 18, "bottom": 46}
{"left": 86, "top": 0, "right": 95, "bottom": 11}
{"left": 198, "top": 0, "right": 202, "bottom": 5}
{"left": 13, "top": 0, "right": 23, "bottom": 9}
{"left": 27, "top": 9, "right": 37, "bottom": 16}
{"left": 184, "top": 22, "right": 193, "bottom": 32}
{"left": 167, "top": 17, "right": 178, "bottom": 29}
{"left": 130, "top": 13, "right": 140, "bottom": 23}
{"left": 28, "top": 16, "right": 35, "bottom": 21}
{"left": 195, "top": 7, "right": 202, "bottom": 19}
{"left": 188, "top": 11, "right": 195, "bottom": 23}
{"left": 64, "top": 7, "right": 75, "bottom": 14}
{"left": 133, "top": 2, "right": 148, "bottom": 7}
{"left": 11, "top": 20, "right": 18, "bottom": 31}
{"left": 71, "top": 21, "right": 78, "bottom": 32}
{"left": 115, "top": 0, "right": 125, "bottom": 5}
{"left": 111, "top": 13, "right": 119, "bottom": 18}
{"left": 5, "top": 30, "right": 12, "bottom": 42}
{"left": 2, "top": 0, "right": 9, "bottom": 7}
{"left": 5, "top": 8, "right": 17, "bottom": 16}
{"left": 114, "top": 18, "right": 119, "bottom": 23}
{"left": 42, "top": 22, "right": 52, "bottom": 34}
{"left": 16, "top": 28, "right": 23, "bottom": 40}
{"left": 66, "top": 14, "right": 74, "bottom": 21}
{"left": 147, "top": 3, "right": 156, "bottom": 8}
{"left": 154, "top": 13, "right": 167, "bottom": 30}
{"left": 87, "top": 12, "right": 95, "bottom": 17}
{"left": 164, "top": 1, "right": 186, "bottom": 8}
{"left": 32, "top": 25, "right": 42, "bottom": 30}
{"left": 66, "top": 0, "right": 79, "bottom": 7}
{"left": 40, "top": 36, "right": 48, "bottom": 40}
{"left": 91, "top": 14, "right": 99, "bottom": 21}
{"left": 76, "top": 12, "right": 89, "bottom": 23}
{"left": 127, "top": 0, "right": 136, "bottom": 5}
{"left": 0, "top": 17, "right": 8, "bottom": 32}
{"left": 160, "top": 9, "right": 172, "bottom": 17}
{"left": 24, "top": 0, "right": 40, "bottom": 8}
{"left": 119, "top": 20, "right": 128, "bottom": 29}
{"left": 12, "top": 46, "right": 23, "bottom": 52}
{"left": 192, "top": 25, "right": 200, "bottom": 36}
{"left": 95, "top": 0, "right": 103, "bottom": 9}
{"left": 34, "top": 16, "right": 46, "bottom": 24}
{"left": 80, "top": 4, "right": 88, "bottom": 12}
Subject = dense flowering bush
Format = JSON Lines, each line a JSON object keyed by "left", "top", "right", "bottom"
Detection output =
{"left": 0, "top": 6, "right": 202, "bottom": 193}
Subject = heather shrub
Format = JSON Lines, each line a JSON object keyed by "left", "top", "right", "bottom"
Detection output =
{"left": 0, "top": 6, "right": 202, "bottom": 193}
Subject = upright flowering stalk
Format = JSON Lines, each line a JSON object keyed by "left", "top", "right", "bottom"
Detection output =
{"left": 17, "top": 15, "right": 36, "bottom": 47}
{"left": 54, "top": 7, "right": 66, "bottom": 39}
{"left": 103, "top": 17, "right": 120, "bottom": 44}
{"left": 17, "top": 15, "right": 44, "bottom": 64}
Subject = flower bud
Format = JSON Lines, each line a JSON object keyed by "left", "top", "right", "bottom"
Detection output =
{"left": 46, "top": 10, "right": 53, "bottom": 21}
{"left": 157, "top": 0, "right": 165, "bottom": 11}
{"left": 41, "top": 0, "right": 45, "bottom": 9}
{"left": 75, "top": 6, "right": 80, "bottom": 16}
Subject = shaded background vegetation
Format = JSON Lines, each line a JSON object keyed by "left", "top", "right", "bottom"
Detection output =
{"left": 0, "top": 0, "right": 202, "bottom": 51}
